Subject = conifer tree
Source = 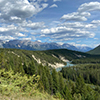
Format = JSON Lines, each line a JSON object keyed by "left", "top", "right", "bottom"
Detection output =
{"left": 58, "top": 72, "right": 64, "bottom": 93}
{"left": 42, "top": 67, "right": 50, "bottom": 93}
{"left": 27, "top": 61, "right": 36, "bottom": 75}
{"left": 75, "top": 75, "right": 88, "bottom": 98}
{"left": 52, "top": 68, "right": 59, "bottom": 94}
{"left": 63, "top": 85, "right": 73, "bottom": 100}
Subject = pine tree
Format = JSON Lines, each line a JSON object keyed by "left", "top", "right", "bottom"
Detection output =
{"left": 58, "top": 72, "right": 64, "bottom": 93}
{"left": 27, "top": 61, "right": 36, "bottom": 75}
{"left": 75, "top": 75, "right": 88, "bottom": 98}
{"left": 52, "top": 68, "right": 59, "bottom": 94}
{"left": 42, "top": 67, "right": 50, "bottom": 93}
{"left": 63, "top": 85, "right": 73, "bottom": 100}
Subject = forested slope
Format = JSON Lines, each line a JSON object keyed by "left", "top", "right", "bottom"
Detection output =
{"left": 0, "top": 48, "right": 95, "bottom": 69}
{"left": 88, "top": 45, "right": 100, "bottom": 55}
{"left": 1, "top": 48, "right": 100, "bottom": 100}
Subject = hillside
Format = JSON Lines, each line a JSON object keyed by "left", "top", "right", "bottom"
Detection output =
{"left": 0, "top": 48, "right": 100, "bottom": 69}
{"left": 1, "top": 48, "right": 100, "bottom": 100}
{"left": 0, "top": 48, "right": 93, "bottom": 69}
{"left": 88, "top": 45, "right": 100, "bottom": 55}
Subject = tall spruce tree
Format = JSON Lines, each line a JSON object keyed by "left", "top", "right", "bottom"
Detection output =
{"left": 28, "top": 61, "right": 36, "bottom": 75}
{"left": 63, "top": 85, "right": 73, "bottom": 100}
{"left": 58, "top": 72, "right": 64, "bottom": 94}
{"left": 42, "top": 67, "right": 50, "bottom": 93}
{"left": 52, "top": 68, "right": 59, "bottom": 94}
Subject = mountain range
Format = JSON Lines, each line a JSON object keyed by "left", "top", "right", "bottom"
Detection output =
{"left": 0, "top": 39, "right": 93, "bottom": 52}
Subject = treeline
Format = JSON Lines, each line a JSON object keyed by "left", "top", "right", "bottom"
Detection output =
{"left": 61, "top": 64, "right": 100, "bottom": 85}
{"left": 72, "top": 57, "right": 100, "bottom": 64}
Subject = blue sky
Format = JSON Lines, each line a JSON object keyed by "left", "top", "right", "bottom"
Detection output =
{"left": 0, "top": 0, "right": 100, "bottom": 47}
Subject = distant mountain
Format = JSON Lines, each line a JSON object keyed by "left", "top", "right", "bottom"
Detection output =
{"left": 61, "top": 43, "right": 79, "bottom": 51}
{"left": 0, "top": 39, "right": 93, "bottom": 52}
{"left": 3, "top": 40, "right": 61, "bottom": 50}
{"left": 88, "top": 45, "right": 100, "bottom": 55}
{"left": 77, "top": 46, "right": 93, "bottom": 52}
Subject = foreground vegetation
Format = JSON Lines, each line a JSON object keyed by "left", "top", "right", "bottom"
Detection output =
{"left": 1, "top": 48, "right": 100, "bottom": 99}
{"left": 0, "top": 69, "right": 57, "bottom": 100}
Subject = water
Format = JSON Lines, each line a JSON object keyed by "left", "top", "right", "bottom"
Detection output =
{"left": 56, "top": 61, "right": 75, "bottom": 72}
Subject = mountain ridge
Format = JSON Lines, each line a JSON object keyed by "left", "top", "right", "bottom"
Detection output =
{"left": 0, "top": 39, "right": 93, "bottom": 52}
{"left": 88, "top": 45, "right": 100, "bottom": 55}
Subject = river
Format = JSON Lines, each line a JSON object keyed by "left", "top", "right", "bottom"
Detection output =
{"left": 56, "top": 61, "right": 75, "bottom": 72}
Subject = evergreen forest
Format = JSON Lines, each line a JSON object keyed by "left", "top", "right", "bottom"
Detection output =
{"left": 1, "top": 48, "right": 100, "bottom": 100}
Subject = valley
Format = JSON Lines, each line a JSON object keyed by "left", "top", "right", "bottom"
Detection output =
{"left": 1, "top": 47, "right": 100, "bottom": 100}
{"left": 1, "top": 0, "right": 100, "bottom": 100}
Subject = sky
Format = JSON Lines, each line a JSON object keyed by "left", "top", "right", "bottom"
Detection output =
{"left": 0, "top": 0, "right": 100, "bottom": 47}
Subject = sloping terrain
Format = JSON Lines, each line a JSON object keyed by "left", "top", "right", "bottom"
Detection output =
{"left": 0, "top": 48, "right": 100, "bottom": 100}
{"left": 0, "top": 48, "right": 95, "bottom": 69}
{"left": 88, "top": 45, "right": 100, "bottom": 55}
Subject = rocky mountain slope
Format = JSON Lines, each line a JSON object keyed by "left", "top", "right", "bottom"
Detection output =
{"left": 0, "top": 40, "right": 93, "bottom": 52}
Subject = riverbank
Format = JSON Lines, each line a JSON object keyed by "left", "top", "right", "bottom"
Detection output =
{"left": 56, "top": 61, "right": 75, "bottom": 72}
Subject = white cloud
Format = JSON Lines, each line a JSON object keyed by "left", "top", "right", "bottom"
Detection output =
{"left": 37, "top": 40, "right": 42, "bottom": 42}
{"left": 61, "top": 12, "right": 90, "bottom": 21}
{"left": 69, "top": 42, "right": 88, "bottom": 47}
{"left": 78, "top": 2, "right": 100, "bottom": 12}
{"left": 0, "top": 0, "right": 48, "bottom": 23}
{"left": 0, "top": 0, "right": 49, "bottom": 41}
{"left": 21, "top": 38, "right": 31, "bottom": 40}
{"left": 41, "top": 26, "right": 95, "bottom": 42}
{"left": 53, "top": 0, "right": 61, "bottom": 2}
{"left": 91, "top": 20, "right": 100, "bottom": 25}
{"left": 57, "top": 42, "right": 64, "bottom": 45}
{"left": 0, "top": 36, "right": 15, "bottom": 40}
{"left": 20, "top": 20, "right": 46, "bottom": 30}
{"left": 15, "top": 32, "right": 26, "bottom": 37}
{"left": 49, "top": 4, "right": 58, "bottom": 8}
{"left": 59, "top": 22, "right": 97, "bottom": 29}
{"left": 61, "top": 2, "right": 100, "bottom": 22}
{"left": 52, "top": 1, "right": 100, "bottom": 42}
{"left": 0, "top": 24, "right": 27, "bottom": 37}
{"left": 36, "top": 0, "right": 48, "bottom": 2}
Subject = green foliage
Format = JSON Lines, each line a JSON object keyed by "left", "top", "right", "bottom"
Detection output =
{"left": 0, "top": 69, "right": 40, "bottom": 96}
{"left": 72, "top": 75, "right": 99, "bottom": 100}
{"left": 1, "top": 48, "right": 100, "bottom": 100}
{"left": 58, "top": 72, "right": 64, "bottom": 93}
{"left": 88, "top": 45, "right": 100, "bottom": 55}
{"left": 61, "top": 64, "right": 100, "bottom": 85}
{"left": 52, "top": 69, "right": 59, "bottom": 94}
{"left": 72, "top": 57, "right": 100, "bottom": 64}
{"left": 63, "top": 85, "right": 73, "bottom": 100}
